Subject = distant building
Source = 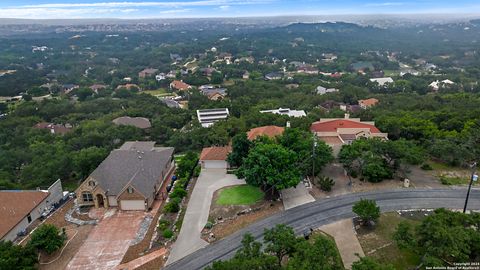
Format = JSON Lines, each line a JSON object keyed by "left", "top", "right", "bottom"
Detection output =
{"left": 170, "top": 53, "right": 183, "bottom": 62}
{"left": 310, "top": 114, "right": 388, "bottom": 156}
{"left": 112, "top": 116, "right": 151, "bottom": 129}
{"left": 61, "top": 84, "right": 79, "bottom": 94}
{"left": 90, "top": 84, "right": 107, "bottom": 93}
{"left": 242, "top": 71, "right": 250, "bottom": 79}
{"left": 429, "top": 79, "right": 455, "bottom": 91}
{"left": 155, "top": 73, "right": 166, "bottom": 81}
{"left": 297, "top": 65, "right": 319, "bottom": 75}
{"left": 247, "top": 125, "right": 285, "bottom": 141}
{"left": 116, "top": 84, "right": 140, "bottom": 91}
{"left": 34, "top": 122, "right": 73, "bottom": 135}
{"left": 170, "top": 80, "right": 192, "bottom": 91}
{"left": 197, "top": 108, "right": 230, "bottom": 128}
{"left": 160, "top": 98, "right": 181, "bottom": 109}
{"left": 265, "top": 72, "right": 283, "bottom": 80}
{"left": 358, "top": 98, "right": 379, "bottom": 109}
{"left": 200, "top": 87, "right": 227, "bottom": 100}
{"left": 139, "top": 68, "right": 158, "bottom": 78}
{"left": 369, "top": 77, "right": 394, "bottom": 86}
{"left": 316, "top": 86, "right": 339, "bottom": 95}
{"left": 260, "top": 108, "right": 306, "bottom": 118}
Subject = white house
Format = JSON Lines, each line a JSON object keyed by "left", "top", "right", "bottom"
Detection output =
{"left": 197, "top": 108, "right": 230, "bottom": 128}
{"left": 260, "top": 108, "right": 306, "bottom": 118}
{"left": 429, "top": 79, "right": 455, "bottom": 91}
{"left": 370, "top": 77, "right": 394, "bottom": 86}
{"left": 316, "top": 86, "right": 339, "bottom": 95}
{"left": 199, "top": 146, "right": 231, "bottom": 169}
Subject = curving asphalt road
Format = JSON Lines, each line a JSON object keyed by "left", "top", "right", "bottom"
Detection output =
{"left": 165, "top": 188, "right": 480, "bottom": 270}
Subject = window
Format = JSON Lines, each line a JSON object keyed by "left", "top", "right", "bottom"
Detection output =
{"left": 127, "top": 187, "right": 134, "bottom": 194}
{"left": 82, "top": 192, "right": 93, "bottom": 202}
{"left": 88, "top": 180, "right": 96, "bottom": 187}
{"left": 27, "top": 213, "right": 32, "bottom": 223}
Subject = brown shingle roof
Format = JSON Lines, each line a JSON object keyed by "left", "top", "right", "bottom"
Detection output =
{"left": 200, "top": 146, "right": 232, "bottom": 161}
{"left": 112, "top": 116, "right": 151, "bottom": 129}
{"left": 170, "top": 80, "right": 191, "bottom": 91}
{"left": 247, "top": 125, "right": 285, "bottom": 141}
{"left": 0, "top": 191, "right": 49, "bottom": 239}
{"left": 358, "top": 98, "right": 379, "bottom": 107}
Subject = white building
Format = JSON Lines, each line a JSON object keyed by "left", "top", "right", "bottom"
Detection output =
{"left": 316, "top": 86, "right": 339, "bottom": 95}
{"left": 429, "top": 79, "right": 455, "bottom": 91}
{"left": 197, "top": 108, "right": 230, "bottom": 128}
{"left": 370, "top": 77, "right": 394, "bottom": 86}
{"left": 260, "top": 108, "right": 306, "bottom": 118}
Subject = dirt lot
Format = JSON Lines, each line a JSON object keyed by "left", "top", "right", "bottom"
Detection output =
{"left": 39, "top": 225, "right": 94, "bottom": 270}
{"left": 207, "top": 200, "right": 283, "bottom": 241}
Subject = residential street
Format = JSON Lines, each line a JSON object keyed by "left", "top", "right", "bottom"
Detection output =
{"left": 165, "top": 188, "right": 480, "bottom": 270}
{"left": 166, "top": 169, "right": 245, "bottom": 265}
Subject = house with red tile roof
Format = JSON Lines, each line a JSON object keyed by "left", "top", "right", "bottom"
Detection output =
{"left": 170, "top": 80, "right": 192, "bottom": 91}
{"left": 310, "top": 114, "right": 388, "bottom": 155}
{"left": 199, "top": 146, "right": 232, "bottom": 169}
{"left": 358, "top": 98, "right": 379, "bottom": 109}
{"left": 247, "top": 125, "right": 285, "bottom": 141}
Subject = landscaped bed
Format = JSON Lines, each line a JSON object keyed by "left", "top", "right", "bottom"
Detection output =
{"left": 216, "top": 185, "right": 264, "bottom": 205}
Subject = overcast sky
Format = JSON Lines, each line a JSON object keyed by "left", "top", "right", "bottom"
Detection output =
{"left": 0, "top": 0, "right": 479, "bottom": 19}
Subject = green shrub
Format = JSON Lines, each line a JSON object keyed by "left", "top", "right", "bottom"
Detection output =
{"left": 162, "top": 229, "right": 174, "bottom": 239}
{"left": 193, "top": 166, "right": 201, "bottom": 177}
{"left": 28, "top": 224, "right": 65, "bottom": 254}
{"left": 317, "top": 176, "right": 335, "bottom": 192}
{"left": 349, "top": 170, "right": 358, "bottom": 178}
{"left": 204, "top": 221, "right": 213, "bottom": 229}
{"left": 164, "top": 198, "right": 181, "bottom": 213}
{"left": 158, "top": 220, "right": 170, "bottom": 231}
{"left": 421, "top": 163, "right": 433, "bottom": 170}
{"left": 169, "top": 187, "right": 187, "bottom": 199}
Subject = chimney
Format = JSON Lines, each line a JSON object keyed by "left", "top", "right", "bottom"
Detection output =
{"left": 286, "top": 121, "right": 291, "bottom": 128}
{"left": 344, "top": 113, "right": 350, "bottom": 119}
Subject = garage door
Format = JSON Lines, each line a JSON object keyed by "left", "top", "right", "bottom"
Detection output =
{"left": 204, "top": 160, "right": 227, "bottom": 169}
{"left": 120, "top": 200, "right": 145, "bottom": 210}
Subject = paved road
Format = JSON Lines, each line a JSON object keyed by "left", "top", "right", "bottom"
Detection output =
{"left": 166, "top": 169, "right": 245, "bottom": 265}
{"left": 165, "top": 188, "right": 480, "bottom": 270}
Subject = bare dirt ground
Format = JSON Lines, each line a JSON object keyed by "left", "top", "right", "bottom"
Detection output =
{"left": 207, "top": 200, "right": 283, "bottom": 241}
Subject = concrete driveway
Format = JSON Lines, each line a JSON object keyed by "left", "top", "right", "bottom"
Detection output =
{"left": 66, "top": 209, "right": 148, "bottom": 270}
{"left": 167, "top": 169, "right": 245, "bottom": 265}
{"left": 281, "top": 182, "right": 315, "bottom": 210}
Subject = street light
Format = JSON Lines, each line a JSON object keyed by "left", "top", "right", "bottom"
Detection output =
{"left": 463, "top": 162, "right": 478, "bottom": 214}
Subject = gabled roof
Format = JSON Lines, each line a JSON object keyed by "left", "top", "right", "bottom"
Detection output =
{"left": 112, "top": 116, "right": 151, "bottom": 129}
{"left": 247, "top": 125, "right": 285, "bottom": 141}
{"left": 0, "top": 191, "right": 49, "bottom": 239}
{"left": 310, "top": 119, "right": 381, "bottom": 133}
{"left": 88, "top": 142, "right": 174, "bottom": 199}
{"left": 200, "top": 146, "right": 232, "bottom": 161}
{"left": 170, "top": 80, "right": 191, "bottom": 90}
{"left": 358, "top": 98, "right": 379, "bottom": 107}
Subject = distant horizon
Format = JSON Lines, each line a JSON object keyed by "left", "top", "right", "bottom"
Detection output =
{"left": 1, "top": 0, "right": 480, "bottom": 20}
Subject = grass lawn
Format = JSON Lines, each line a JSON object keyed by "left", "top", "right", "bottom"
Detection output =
{"left": 143, "top": 89, "right": 171, "bottom": 96}
{"left": 357, "top": 212, "right": 422, "bottom": 269}
{"left": 216, "top": 185, "right": 264, "bottom": 205}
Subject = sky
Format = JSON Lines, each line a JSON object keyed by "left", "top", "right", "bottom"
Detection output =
{"left": 0, "top": 0, "right": 479, "bottom": 19}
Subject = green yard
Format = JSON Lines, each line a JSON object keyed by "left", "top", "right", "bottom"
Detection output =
{"left": 357, "top": 212, "right": 422, "bottom": 269}
{"left": 216, "top": 185, "right": 264, "bottom": 205}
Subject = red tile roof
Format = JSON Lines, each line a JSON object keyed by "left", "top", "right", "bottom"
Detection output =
{"left": 359, "top": 98, "right": 379, "bottom": 107}
{"left": 200, "top": 146, "right": 232, "bottom": 161}
{"left": 0, "top": 191, "right": 49, "bottom": 239}
{"left": 310, "top": 119, "right": 381, "bottom": 133}
{"left": 247, "top": 125, "right": 285, "bottom": 141}
{"left": 170, "top": 80, "right": 191, "bottom": 90}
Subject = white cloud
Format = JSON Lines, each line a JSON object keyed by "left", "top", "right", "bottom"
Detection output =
{"left": 0, "top": 7, "right": 139, "bottom": 19}
{"left": 21, "top": 0, "right": 272, "bottom": 8}
{"left": 219, "top": 5, "right": 231, "bottom": 10}
{"left": 365, "top": 2, "right": 405, "bottom": 7}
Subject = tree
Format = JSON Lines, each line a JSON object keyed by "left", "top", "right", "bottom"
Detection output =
{"left": 0, "top": 241, "right": 38, "bottom": 270}
{"left": 28, "top": 224, "right": 66, "bottom": 254}
{"left": 227, "top": 133, "right": 251, "bottom": 167}
{"left": 351, "top": 256, "right": 395, "bottom": 270}
{"left": 240, "top": 143, "right": 301, "bottom": 192}
{"left": 206, "top": 234, "right": 279, "bottom": 270}
{"left": 263, "top": 224, "right": 298, "bottom": 265}
{"left": 352, "top": 199, "right": 380, "bottom": 225}
{"left": 176, "top": 151, "right": 199, "bottom": 179}
{"left": 279, "top": 128, "right": 333, "bottom": 177}
{"left": 316, "top": 176, "right": 335, "bottom": 192}
{"left": 72, "top": 146, "right": 108, "bottom": 179}
{"left": 392, "top": 221, "right": 415, "bottom": 249}
{"left": 286, "top": 235, "right": 343, "bottom": 270}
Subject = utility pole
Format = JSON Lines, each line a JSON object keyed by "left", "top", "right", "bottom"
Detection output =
{"left": 312, "top": 134, "right": 317, "bottom": 181}
{"left": 463, "top": 162, "right": 478, "bottom": 213}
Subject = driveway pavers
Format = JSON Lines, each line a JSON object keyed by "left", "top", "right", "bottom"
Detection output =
{"left": 166, "top": 168, "right": 245, "bottom": 265}
{"left": 66, "top": 209, "right": 149, "bottom": 270}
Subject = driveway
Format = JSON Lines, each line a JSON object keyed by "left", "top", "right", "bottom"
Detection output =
{"left": 281, "top": 182, "right": 315, "bottom": 210}
{"left": 165, "top": 188, "right": 480, "bottom": 270}
{"left": 66, "top": 209, "right": 149, "bottom": 270}
{"left": 167, "top": 168, "right": 245, "bottom": 265}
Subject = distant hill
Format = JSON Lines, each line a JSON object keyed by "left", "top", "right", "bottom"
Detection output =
{"left": 281, "top": 22, "right": 371, "bottom": 33}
